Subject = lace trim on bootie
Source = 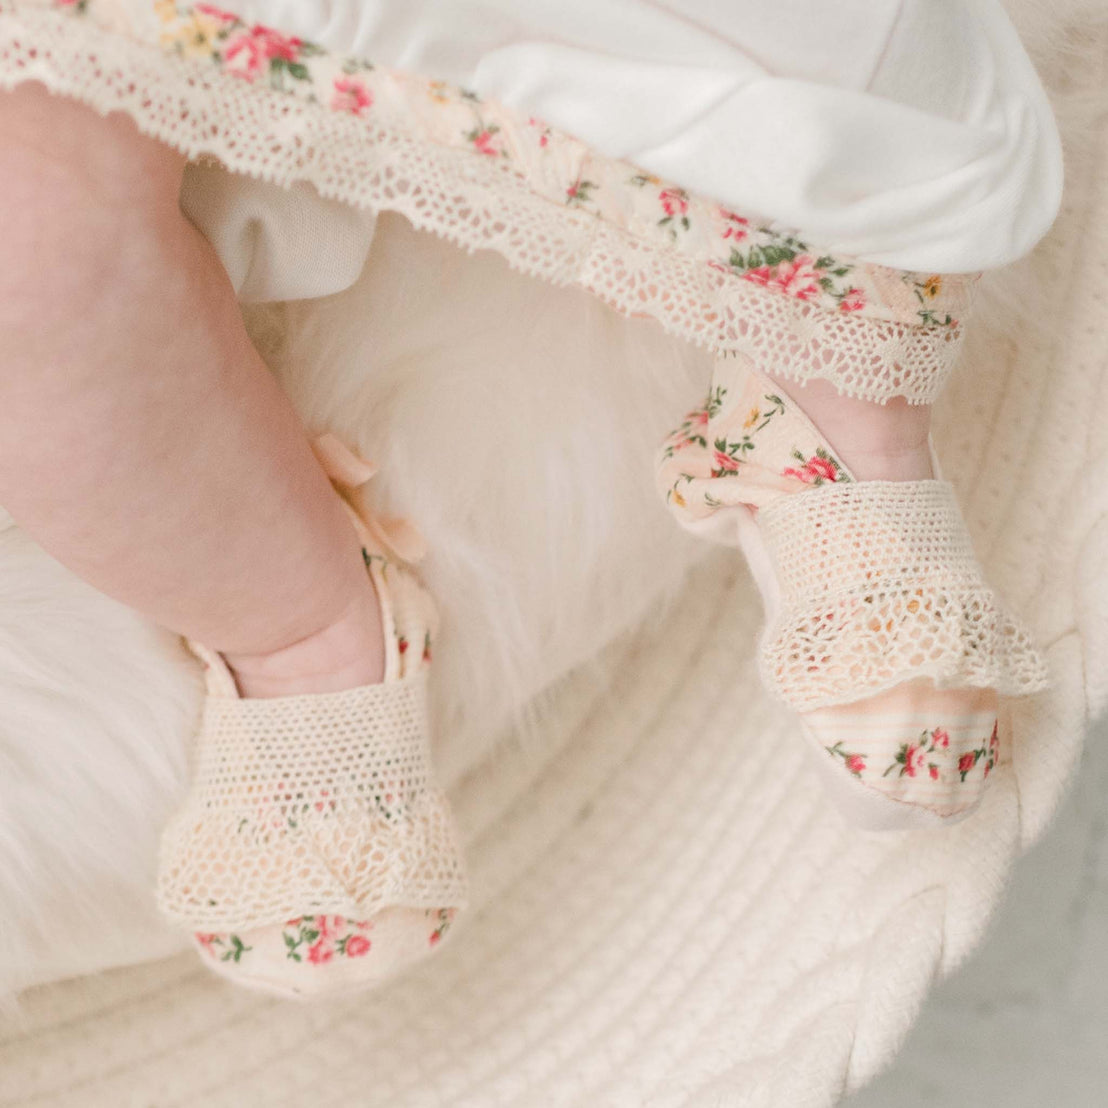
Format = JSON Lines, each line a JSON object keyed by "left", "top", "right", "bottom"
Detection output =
{"left": 754, "top": 480, "right": 1051, "bottom": 711}
{"left": 158, "top": 432, "right": 467, "bottom": 934}
{"left": 157, "top": 663, "right": 469, "bottom": 933}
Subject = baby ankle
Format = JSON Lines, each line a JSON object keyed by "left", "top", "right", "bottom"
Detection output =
{"left": 222, "top": 582, "right": 386, "bottom": 698}
{"left": 763, "top": 371, "right": 934, "bottom": 481}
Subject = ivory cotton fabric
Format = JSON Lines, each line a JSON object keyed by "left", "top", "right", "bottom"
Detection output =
{"left": 206, "top": 0, "right": 1063, "bottom": 273}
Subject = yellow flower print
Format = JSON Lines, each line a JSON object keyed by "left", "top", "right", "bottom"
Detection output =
{"left": 428, "top": 80, "right": 450, "bottom": 103}
{"left": 672, "top": 489, "right": 686, "bottom": 508}
{"left": 160, "top": 9, "right": 228, "bottom": 58}
{"left": 743, "top": 407, "right": 760, "bottom": 429}
{"left": 154, "top": 0, "right": 176, "bottom": 22}
{"left": 923, "top": 275, "right": 942, "bottom": 298}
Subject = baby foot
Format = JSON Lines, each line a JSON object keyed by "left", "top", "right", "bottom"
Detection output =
{"left": 656, "top": 357, "right": 1049, "bottom": 829}
{"left": 756, "top": 370, "right": 999, "bottom": 826}
{"left": 158, "top": 434, "right": 468, "bottom": 998}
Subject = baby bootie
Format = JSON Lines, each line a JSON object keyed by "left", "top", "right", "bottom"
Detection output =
{"left": 156, "top": 433, "right": 469, "bottom": 998}
{"left": 656, "top": 355, "right": 1050, "bottom": 830}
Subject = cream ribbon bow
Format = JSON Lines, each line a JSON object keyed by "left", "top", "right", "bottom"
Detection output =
{"left": 309, "top": 432, "right": 428, "bottom": 565}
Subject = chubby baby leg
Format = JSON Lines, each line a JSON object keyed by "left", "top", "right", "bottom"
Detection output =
{"left": 0, "top": 82, "right": 467, "bottom": 993}
{"left": 0, "top": 80, "right": 384, "bottom": 698}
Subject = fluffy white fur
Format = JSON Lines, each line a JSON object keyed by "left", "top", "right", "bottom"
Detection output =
{"left": 0, "top": 210, "right": 712, "bottom": 997}
{"left": 1, "top": 0, "right": 1104, "bottom": 1002}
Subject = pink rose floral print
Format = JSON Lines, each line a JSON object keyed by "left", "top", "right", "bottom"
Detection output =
{"left": 46, "top": 0, "right": 977, "bottom": 337}
{"left": 825, "top": 721, "right": 1000, "bottom": 789}
{"left": 194, "top": 908, "right": 460, "bottom": 975}
{"left": 818, "top": 717, "right": 1002, "bottom": 819}
{"left": 655, "top": 357, "right": 854, "bottom": 523}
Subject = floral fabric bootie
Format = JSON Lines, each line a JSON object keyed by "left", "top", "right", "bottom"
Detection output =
{"left": 156, "top": 433, "right": 469, "bottom": 997}
{"left": 656, "top": 355, "right": 1050, "bottom": 830}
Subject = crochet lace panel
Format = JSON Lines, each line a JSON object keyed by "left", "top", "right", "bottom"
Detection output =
{"left": 1, "top": 1, "right": 966, "bottom": 405}
{"left": 755, "top": 481, "right": 1052, "bottom": 711}
{"left": 156, "top": 669, "right": 470, "bottom": 932}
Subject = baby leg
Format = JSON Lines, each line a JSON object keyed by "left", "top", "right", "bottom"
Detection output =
{"left": 0, "top": 81, "right": 384, "bottom": 698}
{"left": 0, "top": 83, "right": 466, "bottom": 993}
